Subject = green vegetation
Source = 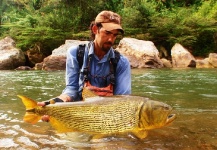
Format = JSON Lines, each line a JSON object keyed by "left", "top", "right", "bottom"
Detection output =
{"left": 0, "top": 0, "right": 216, "bottom": 57}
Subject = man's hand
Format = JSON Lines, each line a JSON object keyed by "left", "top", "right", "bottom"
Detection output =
{"left": 41, "top": 115, "right": 50, "bottom": 122}
{"left": 37, "top": 94, "right": 72, "bottom": 122}
{"left": 58, "top": 94, "right": 72, "bottom": 102}
{"left": 37, "top": 94, "right": 72, "bottom": 106}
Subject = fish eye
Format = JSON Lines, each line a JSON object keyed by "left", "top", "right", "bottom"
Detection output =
{"left": 168, "top": 114, "right": 174, "bottom": 118}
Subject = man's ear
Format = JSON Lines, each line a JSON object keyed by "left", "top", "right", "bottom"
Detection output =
{"left": 92, "top": 25, "right": 98, "bottom": 34}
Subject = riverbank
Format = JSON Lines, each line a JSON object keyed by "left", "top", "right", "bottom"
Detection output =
{"left": 0, "top": 37, "right": 217, "bottom": 70}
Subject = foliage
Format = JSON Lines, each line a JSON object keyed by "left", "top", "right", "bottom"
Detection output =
{"left": 144, "top": 0, "right": 217, "bottom": 56}
{"left": 0, "top": 0, "right": 217, "bottom": 58}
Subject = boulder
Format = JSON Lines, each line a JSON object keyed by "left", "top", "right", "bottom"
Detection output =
{"left": 39, "top": 40, "right": 88, "bottom": 70}
{"left": 42, "top": 55, "right": 66, "bottom": 71}
{"left": 0, "top": 37, "right": 25, "bottom": 70}
{"left": 35, "top": 62, "right": 43, "bottom": 70}
{"left": 171, "top": 43, "right": 196, "bottom": 68}
{"left": 161, "top": 58, "right": 172, "bottom": 68}
{"left": 15, "top": 66, "right": 32, "bottom": 70}
{"left": 116, "top": 38, "right": 163, "bottom": 68}
{"left": 196, "top": 58, "right": 214, "bottom": 68}
{"left": 208, "top": 53, "right": 217, "bottom": 68}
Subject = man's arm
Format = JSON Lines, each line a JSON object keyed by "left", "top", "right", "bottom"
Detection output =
{"left": 37, "top": 46, "right": 81, "bottom": 107}
{"left": 61, "top": 45, "right": 81, "bottom": 101}
{"left": 114, "top": 55, "right": 131, "bottom": 95}
{"left": 37, "top": 46, "right": 81, "bottom": 121}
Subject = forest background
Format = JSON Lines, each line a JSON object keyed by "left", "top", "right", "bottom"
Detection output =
{"left": 0, "top": 0, "right": 216, "bottom": 58}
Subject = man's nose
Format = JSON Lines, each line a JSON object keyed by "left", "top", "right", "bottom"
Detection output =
{"left": 108, "top": 34, "right": 116, "bottom": 42}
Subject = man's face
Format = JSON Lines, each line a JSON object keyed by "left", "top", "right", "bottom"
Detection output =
{"left": 95, "top": 27, "right": 120, "bottom": 53}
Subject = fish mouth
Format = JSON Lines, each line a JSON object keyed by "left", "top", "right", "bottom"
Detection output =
{"left": 166, "top": 114, "right": 176, "bottom": 125}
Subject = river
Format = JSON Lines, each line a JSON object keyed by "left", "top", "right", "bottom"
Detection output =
{"left": 0, "top": 68, "right": 216, "bottom": 150}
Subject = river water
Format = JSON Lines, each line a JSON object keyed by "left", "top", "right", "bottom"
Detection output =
{"left": 0, "top": 69, "right": 216, "bottom": 150}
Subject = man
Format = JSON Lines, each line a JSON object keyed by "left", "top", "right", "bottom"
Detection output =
{"left": 38, "top": 10, "right": 131, "bottom": 120}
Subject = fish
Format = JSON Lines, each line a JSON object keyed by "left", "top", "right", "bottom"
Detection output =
{"left": 18, "top": 91, "right": 176, "bottom": 139}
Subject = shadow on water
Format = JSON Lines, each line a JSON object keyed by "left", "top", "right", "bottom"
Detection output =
{"left": 0, "top": 69, "right": 217, "bottom": 149}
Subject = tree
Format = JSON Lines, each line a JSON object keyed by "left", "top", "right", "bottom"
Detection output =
{"left": 0, "top": 0, "right": 216, "bottom": 58}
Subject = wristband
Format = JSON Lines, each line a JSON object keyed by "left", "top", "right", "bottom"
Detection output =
{"left": 52, "top": 97, "right": 64, "bottom": 102}
{"left": 44, "top": 98, "right": 64, "bottom": 106}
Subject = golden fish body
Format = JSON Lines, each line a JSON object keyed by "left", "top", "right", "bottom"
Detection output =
{"left": 18, "top": 95, "right": 176, "bottom": 139}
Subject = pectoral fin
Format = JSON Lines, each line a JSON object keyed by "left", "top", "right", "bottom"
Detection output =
{"left": 131, "top": 129, "right": 148, "bottom": 139}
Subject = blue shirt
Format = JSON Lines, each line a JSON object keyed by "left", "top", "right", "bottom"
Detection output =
{"left": 62, "top": 42, "right": 131, "bottom": 101}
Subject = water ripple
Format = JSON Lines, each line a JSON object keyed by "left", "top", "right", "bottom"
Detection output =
{"left": 0, "top": 138, "right": 19, "bottom": 148}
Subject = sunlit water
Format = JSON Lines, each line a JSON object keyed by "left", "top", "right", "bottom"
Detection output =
{"left": 0, "top": 69, "right": 216, "bottom": 150}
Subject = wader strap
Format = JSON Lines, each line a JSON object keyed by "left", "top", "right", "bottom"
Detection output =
{"left": 77, "top": 44, "right": 85, "bottom": 70}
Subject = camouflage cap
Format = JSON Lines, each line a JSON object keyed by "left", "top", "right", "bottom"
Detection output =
{"left": 95, "top": 10, "right": 124, "bottom": 34}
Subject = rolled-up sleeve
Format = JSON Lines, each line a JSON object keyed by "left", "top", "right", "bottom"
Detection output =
{"left": 62, "top": 46, "right": 80, "bottom": 100}
{"left": 114, "top": 55, "right": 131, "bottom": 95}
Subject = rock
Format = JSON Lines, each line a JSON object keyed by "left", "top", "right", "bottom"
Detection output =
{"left": 41, "top": 40, "right": 88, "bottom": 70}
{"left": 116, "top": 38, "right": 163, "bottom": 68}
{"left": 0, "top": 37, "right": 25, "bottom": 70}
{"left": 42, "top": 55, "right": 66, "bottom": 71}
{"left": 52, "top": 40, "right": 88, "bottom": 57}
{"left": 208, "top": 53, "right": 217, "bottom": 68}
{"left": 34, "top": 62, "right": 43, "bottom": 70}
{"left": 15, "top": 66, "right": 32, "bottom": 70}
{"left": 161, "top": 58, "right": 172, "bottom": 68}
{"left": 171, "top": 43, "right": 196, "bottom": 68}
{"left": 37, "top": 38, "right": 216, "bottom": 70}
{"left": 196, "top": 58, "right": 214, "bottom": 68}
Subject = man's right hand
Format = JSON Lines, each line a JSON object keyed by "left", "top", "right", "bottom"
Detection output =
{"left": 37, "top": 101, "right": 47, "bottom": 106}
{"left": 37, "top": 101, "right": 51, "bottom": 122}
{"left": 37, "top": 94, "right": 72, "bottom": 122}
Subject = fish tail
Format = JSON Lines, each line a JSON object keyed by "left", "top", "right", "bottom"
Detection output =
{"left": 17, "top": 95, "right": 41, "bottom": 124}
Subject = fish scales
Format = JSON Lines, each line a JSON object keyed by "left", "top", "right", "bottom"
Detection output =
{"left": 18, "top": 94, "right": 176, "bottom": 139}
{"left": 36, "top": 97, "right": 145, "bottom": 133}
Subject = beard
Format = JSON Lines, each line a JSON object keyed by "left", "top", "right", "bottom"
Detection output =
{"left": 101, "top": 42, "right": 113, "bottom": 52}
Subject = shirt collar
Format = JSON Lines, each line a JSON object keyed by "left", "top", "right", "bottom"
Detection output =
{"left": 88, "top": 42, "right": 115, "bottom": 62}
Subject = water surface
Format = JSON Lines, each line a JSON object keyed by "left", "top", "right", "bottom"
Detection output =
{"left": 0, "top": 69, "right": 216, "bottom": 149}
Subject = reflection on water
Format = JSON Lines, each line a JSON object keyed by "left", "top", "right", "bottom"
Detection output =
{"left": 0, "top": 69, "right": 217, "bottom": 149}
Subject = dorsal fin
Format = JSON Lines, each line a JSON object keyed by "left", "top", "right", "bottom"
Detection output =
{"left": 82, "top": 87, "right": 98, "bottom": 100}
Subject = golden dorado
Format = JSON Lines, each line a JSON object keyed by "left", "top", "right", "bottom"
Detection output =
{"left": 18, "top": 94, "right": 176, "bottom": 139}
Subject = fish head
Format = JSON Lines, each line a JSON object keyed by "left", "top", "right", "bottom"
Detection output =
{"left": 139, "top": 100, "right": 176, "bottom": 130}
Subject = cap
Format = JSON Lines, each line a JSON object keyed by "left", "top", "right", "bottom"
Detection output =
{"left": 95, "top": 11, "right": 124, "bottom": 34}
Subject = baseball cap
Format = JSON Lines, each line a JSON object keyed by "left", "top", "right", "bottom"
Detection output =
{"left": 95, "top": 11, "right": 124, "bottom": 34}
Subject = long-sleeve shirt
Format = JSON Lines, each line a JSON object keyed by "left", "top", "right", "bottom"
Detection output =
{"left": 62, "top": 42, "right": 131, "bottom": 101}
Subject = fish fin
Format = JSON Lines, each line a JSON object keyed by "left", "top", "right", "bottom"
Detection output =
{"left": 49, "top": 117, "right": 75, "bottom": 133}
{"left": 131, "top": 129, "right": 148, "bottom": 139}
{"left": 17, "top": 95, "right": 37, "bottom": 110}
{"left": 23, "top": 112, "right": 41, "bottom": 124}
{"left": 82, "top": 87, "right": 98, "bottom": 100}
